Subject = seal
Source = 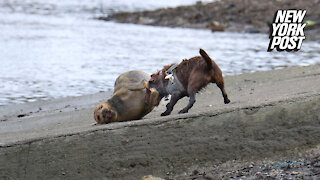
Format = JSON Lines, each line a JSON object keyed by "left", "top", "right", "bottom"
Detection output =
{"left": 94, "top": 70, "right": 160, "bottom": 124}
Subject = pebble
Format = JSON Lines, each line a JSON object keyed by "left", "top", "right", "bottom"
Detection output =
{"left": 291, "top": 171, "right": 299, "bottom": 175}
{"left": 142, "top": 175, "right": 164, "bottom": 180}
{"left": 314, "top": 162, "right": 320, "bottom": 167}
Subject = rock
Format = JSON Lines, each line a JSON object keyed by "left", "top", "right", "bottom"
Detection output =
{"left": 142, "top": 175, "right": 164, "bottom": 180}
{"left": 305, "top": 20, "right": 316, "bottom": 29}
{"left": 192, "top": 170, "right": 200, "bottom": 175}
{"left": 245, "top": 29, "right": 261, "bottom": 33}
{"left": 138, "top": 17, "right": 155, "bottom": 24}
{"left": 313, "top": 162, "right": 320, "bottom": 167}
{"left": 209, "top": 21, "right": 225, "bottom": 32}
{"left": 17, "top": 113, "right": 28, "bottom": 118}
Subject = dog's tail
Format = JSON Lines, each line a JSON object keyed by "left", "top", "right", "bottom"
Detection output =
{"left": 199, "top": 48, "right": 213, "bottom": 70}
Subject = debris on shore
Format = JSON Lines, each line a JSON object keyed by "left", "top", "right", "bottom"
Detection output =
{"left": 100, "top": 0, "right": 320, "bottom": 40}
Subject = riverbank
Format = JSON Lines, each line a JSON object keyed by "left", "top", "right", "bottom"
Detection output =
{"left": 101, "top": 0, "right": 320, "bottom": 41}
{"left": 0, "top": 64, "right": 319, "bottom": 179}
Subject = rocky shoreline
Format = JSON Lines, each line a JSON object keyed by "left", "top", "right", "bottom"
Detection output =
{"left": 174, "top": 145, "right": 320, "bottom": 179}
{"left": 100, "top": 0, "right": 320, "bottom": 41}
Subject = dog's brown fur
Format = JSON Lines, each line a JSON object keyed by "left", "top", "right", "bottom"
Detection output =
{"left": 94, "top": 71, "right": 160, "bottom": 124}
{"left": 149, "top": 49, "right": 230, "bottom": 116}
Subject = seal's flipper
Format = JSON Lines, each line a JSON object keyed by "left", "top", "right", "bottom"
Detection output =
{"left": 91, "top": 122, "right": 97, "bottom": 126}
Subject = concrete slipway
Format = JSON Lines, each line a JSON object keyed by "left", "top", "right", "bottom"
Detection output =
{"left": 0, "top": 64, "right": 319, "bottom": 179}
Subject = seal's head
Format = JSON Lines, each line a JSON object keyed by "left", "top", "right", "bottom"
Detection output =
{"left": 94, "top": 102, "right": 117, "bottom": 124}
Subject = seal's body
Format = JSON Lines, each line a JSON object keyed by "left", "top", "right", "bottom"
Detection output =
{"left": 94, "top": 71, "right": 160, "bottom": 124}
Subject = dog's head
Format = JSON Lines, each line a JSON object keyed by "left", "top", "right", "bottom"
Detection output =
{"left": 149, "top": 71, "right": 167, "bottom": 97}
{"left": 149, "top": 64, "right": 175, "bottom": 97}
{"left": 94, "top": 102, "right": 117, "bottom": 124}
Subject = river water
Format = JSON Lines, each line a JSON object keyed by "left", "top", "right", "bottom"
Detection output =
{"left": 0, "top": 0, "right": 319, "bottom": 106}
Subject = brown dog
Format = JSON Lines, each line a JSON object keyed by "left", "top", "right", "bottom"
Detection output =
{"left": 94, "top": 71, "right": 160, "bottom": 124}
{"left": 149, "top": 49, "right": 230, "bottom": 116}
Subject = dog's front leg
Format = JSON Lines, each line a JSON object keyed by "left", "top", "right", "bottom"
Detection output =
{"left": 161, "top": 92, "right": 183, "bottom": 116}
{"left": 179, "top": 93, "right": 196, "bottom": 114}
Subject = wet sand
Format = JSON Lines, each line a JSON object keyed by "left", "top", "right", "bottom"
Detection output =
{"left": 0, "top": 64, "right": 319, "bottom": 179}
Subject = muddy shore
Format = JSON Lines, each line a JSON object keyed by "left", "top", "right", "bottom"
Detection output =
{"left": 0, "top": 64, "right": 319, "bottom": 179}
{"left": 101, "top": 0, "right": 320, "bottom": 41}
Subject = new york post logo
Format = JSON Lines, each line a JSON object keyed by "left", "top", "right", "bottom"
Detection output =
{"left": 268, "top": 10, "right": 306, "bottom": 52}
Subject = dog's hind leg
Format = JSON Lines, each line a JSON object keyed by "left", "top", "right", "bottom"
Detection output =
{"left": 217, "top": 82, "right": 230, "bottom": 104}
{"left": 179, "top": 73, "right": 207, "bottom": 114}
{"left": 178, "top": 93, "right": 195, "bottom": 114}
{"left": 161, "top": 92, "right": 183, "bottom": 116}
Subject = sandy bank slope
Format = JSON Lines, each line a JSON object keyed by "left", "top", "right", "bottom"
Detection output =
{"left": 0, "top": 64, "right": 319, "bottom": 179}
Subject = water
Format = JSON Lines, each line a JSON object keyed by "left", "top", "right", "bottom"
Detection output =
{"left": 0, "top": 0, "right": 319, "bottom": 106}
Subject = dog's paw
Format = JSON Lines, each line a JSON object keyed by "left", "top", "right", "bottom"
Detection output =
{"left": 224, "top": 99, "right": 231, "bottom": 104}
{"left": 161, "top": 111, "right": 171, "bottom": 116}
{"left": 178, "top": 109, "right": 188, "bottom": 114}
